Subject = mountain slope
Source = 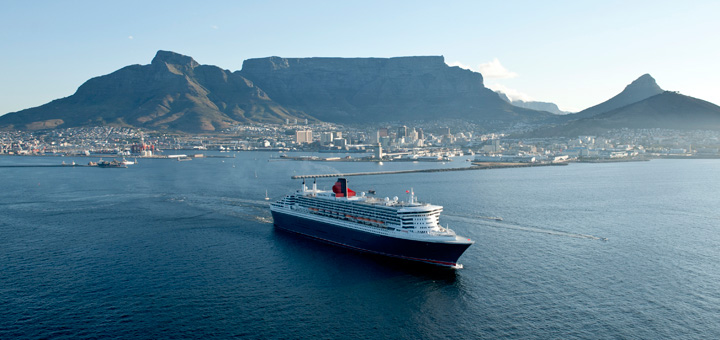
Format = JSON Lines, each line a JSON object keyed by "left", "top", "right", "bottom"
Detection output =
{"left": 238, "top": 56, "right": 553, "bottom": 124}
{"left": 0, "top": 51, "right": 307, "bottom": 132}
{"left": 567, "top": 74, "right": 664, "bottom": 121}
{"left": 496, "top": 92, "right": 569, "bottom": 115}
{"left": 533, "top": 91, "right": 720, "bottom": 137}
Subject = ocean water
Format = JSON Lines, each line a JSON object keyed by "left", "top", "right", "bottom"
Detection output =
{"left": 1, "top": 154, "right": 719, "bottom": 339}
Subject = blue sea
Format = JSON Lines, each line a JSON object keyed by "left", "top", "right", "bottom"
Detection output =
{"left": 1, "top": 153, "right": 719, "bottom": 339}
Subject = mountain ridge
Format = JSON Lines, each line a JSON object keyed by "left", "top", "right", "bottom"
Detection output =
{"left": 0, "top": 51, "right": 553, "bottom": 132}
{"left": 238, "top": 55, "right": 551, "bottom": 124}
{"left": 495, "top": 92, "right": 570, "bottom": 115}
{"left": 529, "top": 91, "right": 720, "bottom": 137}
{"left": 0, "top": 51, "right": 313, "bottom": 132}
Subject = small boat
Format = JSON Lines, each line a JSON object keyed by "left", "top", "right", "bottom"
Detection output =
{"left": 265, "top": 190, "right": 270, "bottom": 201}
{"left": 97, "top": 159, "right": 127, "bottom": 168}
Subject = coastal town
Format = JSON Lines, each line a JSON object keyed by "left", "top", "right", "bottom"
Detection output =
{"left": 2, "top": 120, "right": 719, "bottom": 164}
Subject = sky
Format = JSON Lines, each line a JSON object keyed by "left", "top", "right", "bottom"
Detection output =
{"left": 1, "top": 0, "right": 718, "bottom": 115}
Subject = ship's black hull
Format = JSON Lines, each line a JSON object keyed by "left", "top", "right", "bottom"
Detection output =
{"left": 271, "top": 210, "right": 472, "bottom": 267}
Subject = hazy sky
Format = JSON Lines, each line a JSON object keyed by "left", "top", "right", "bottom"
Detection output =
{"left": 1, "top": 0, "right": 718, "bottom": 115}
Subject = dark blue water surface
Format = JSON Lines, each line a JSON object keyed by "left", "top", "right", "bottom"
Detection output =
{"left": 1, "top": 154, "right": 719, "bottom": 339}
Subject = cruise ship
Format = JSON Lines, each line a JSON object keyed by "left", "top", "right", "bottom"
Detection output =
{"left": 270, "top": 178, "right": 474, "bottom": 268}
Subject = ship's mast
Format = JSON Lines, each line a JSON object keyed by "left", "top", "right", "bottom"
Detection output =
{"left": 409, "top": 188, "right": 415, "bottom": 204}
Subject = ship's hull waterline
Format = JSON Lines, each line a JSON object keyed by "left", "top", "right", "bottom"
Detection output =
{"left": 271, "top": 210, "right": 472, "bottom": 268}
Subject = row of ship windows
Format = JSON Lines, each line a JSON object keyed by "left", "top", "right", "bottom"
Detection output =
{"left": 296, "top": 201, "right": 399, "bottom": 220}
{"left": 307, "top": 209, "right": 398, "bottom": 231}
{"left": 297, "top": 197, "right": 399, "bottom": 213}
{"left": 299, "top": 206, "right": 401, "bottom": 224}
{"left": 397, "top": 210, "right": 442, "bottom": 217}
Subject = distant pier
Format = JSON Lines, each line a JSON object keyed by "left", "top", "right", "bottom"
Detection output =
{"left": 0, "top": 164, "right": 93, "bottom": 168}
{"left": 291, "top": 162, "right": 567, "bottom": 179}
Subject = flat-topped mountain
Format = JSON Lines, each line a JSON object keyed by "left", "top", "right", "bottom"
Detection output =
{"left": 0, "top": 51, "right": 552, "bottom": 132}
{"left": 238, "top": 56, "right": 549, "bottom": 124}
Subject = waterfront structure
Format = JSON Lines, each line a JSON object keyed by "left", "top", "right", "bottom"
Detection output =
{"left": 474, "top": 154, "right": 538, "bottom": 163}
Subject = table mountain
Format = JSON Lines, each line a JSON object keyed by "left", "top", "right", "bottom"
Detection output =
{"left": 238, "top": 56, "right": 550, "bottom": 124}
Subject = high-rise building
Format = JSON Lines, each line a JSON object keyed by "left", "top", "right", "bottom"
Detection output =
{"left": 321, "top": 132, "right": 335, "bottom": 144}
{"left": 296, "top": 130, "right": 313, "bottom": 144}
{"left": 407, "top": 128, "right": 418, "bottom": 142}
{"left": 397, "top": 126, "right": 407, "bottom": 138}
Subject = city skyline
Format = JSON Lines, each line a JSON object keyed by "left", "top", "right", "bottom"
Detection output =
{"left": 1, "top": 0, "right": 718, "bottom": 116}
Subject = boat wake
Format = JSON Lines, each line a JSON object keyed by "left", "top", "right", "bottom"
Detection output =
{"left": 443, "top": 214, "right": 608, "bottom": 241}
{"left": 254, "top": 216, "right": 274, "bottom": 224}
{"left": 165, "top": 194, "right": 273, "bottom": 223}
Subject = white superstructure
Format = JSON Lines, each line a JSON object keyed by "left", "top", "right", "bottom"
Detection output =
{"left": 270, "top": 179, "right": 459, "bottom": 242}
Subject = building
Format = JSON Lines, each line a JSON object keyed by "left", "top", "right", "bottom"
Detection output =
{"left": 397, "top": 126, "right": 407, "bottom": 138}
{"left": 375, "top": 143, "right": 384, "bottom": 159}
{"left": 320, "top": 132, "right": 335, "bottom": 144}
{"left": 296, "top": 130, "right": 313, "bottom": 144}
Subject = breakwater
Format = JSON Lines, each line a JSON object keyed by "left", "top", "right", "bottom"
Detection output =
{"left": 291, "top": 162, "right": 566, "bottom": 179}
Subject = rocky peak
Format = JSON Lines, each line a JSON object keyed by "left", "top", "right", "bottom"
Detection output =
{"left": 152, "top": 50, "right": 199, "bottom": 74}
{"left": 569, "top": 74, "right": 665, "bottom": 120}
{"left": 624, "top": 74, "right": 662, "bottom": 94}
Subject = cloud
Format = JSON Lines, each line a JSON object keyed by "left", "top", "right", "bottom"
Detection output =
{"left": 486, "top": 83, "right": 533, "bottom": 102}
{"left": 211, "top": 25, "right": 219, "bottom": 30}
{"left": 448, "top": 58, "right": 518, "bottom": 79}
{"left": 128, "top": 35, "right": 134, "bottom": 40}
{"left": 477, "top": 58, "right": 518, "bottom": 79}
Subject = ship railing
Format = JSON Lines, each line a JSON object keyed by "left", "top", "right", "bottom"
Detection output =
{"left": 430, "top": 226, "right": 456, "bottom": 236}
